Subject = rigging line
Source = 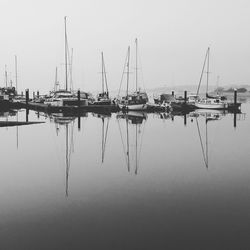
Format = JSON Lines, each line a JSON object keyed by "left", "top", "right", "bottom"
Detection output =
{"left": 103, "top": 53, "right": 109, "bottom": 94}
{"left": 195, "top": 117, "right": 208, "bottom": 168}
{"left": 117, "top": 118, "right": 129, "bottom": 169}
{"left": 196, "top": 48, "right": 209, "bottom": 96}
{"left": 118, "top": 48, "right": 129, "bottom": 98}
{"left": 206, "top": 47, "right": 210, "bottom": 95}
{"left": 101, "top": 52, "right": 104, "bottom": 94}
{"left": 69, "top": 48, "right": 73, "bottom": 91}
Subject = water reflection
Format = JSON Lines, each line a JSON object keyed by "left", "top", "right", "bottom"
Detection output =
{"left": 49, "top": 113, "right": 77, "bottom": 197}
{"left": 117, "top": 111, "right": 147, "bottom": 174}
{"left": 193, "top": 111, "right": 223, "bottom": 169}
{"left": 0, "top": 106, "right": 249, "bottom": 249}
{"left": 92, "top": 113, "right": 111, "bottom": 164}
{"left": 0, "top": 107, "right": 246, "bottom": 180}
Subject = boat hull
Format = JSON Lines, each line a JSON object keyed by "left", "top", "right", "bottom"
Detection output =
{"left": 194, "top": 102, "right": 228, "bottom": 109}
{"left": 119, "top": 103, "right": 148, "bottom": 111}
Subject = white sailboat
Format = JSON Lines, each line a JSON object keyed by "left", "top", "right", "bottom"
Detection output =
{"left": 44, "top": 17, "right": 88, "bottom": 107}
{"left": 118, "top": 39, "right": 148, "bottom": 111}
{"left": 194, "top": 47, "right": 228, "bottom": 110}
{"left": 93, "top": 52, "right": 111, "bottom": 105}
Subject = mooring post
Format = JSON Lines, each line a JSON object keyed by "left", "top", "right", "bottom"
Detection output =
{"left": 234, "top": 89, "right": 237, "bottom": 105}
{"left": 77, "top": 89, "right": 81, "bottom": 108}
{"left": 25, "top": 89, "right": 29, "bottom": 105}
{"left": 184, "top": 90, "right": 187, "bottom": 104}
{"left": 37, "top": 91, "right": 39, "bottom": 98}
{"left": 33, "top": 91, "right": 35, "bottom": 99}
{"left": 172, "top": 91, "right": 174, "bottom": 96}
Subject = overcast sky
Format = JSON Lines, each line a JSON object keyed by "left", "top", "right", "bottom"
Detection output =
{"left": 0, "top": 0, "right": 250, "bottom": 93}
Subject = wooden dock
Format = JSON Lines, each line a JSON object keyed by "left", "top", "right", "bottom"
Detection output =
{"left": 18, "top": 101, "right": 120, "bottom": 113}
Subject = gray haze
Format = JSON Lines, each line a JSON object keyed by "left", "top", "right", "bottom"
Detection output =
{"left": 1, "top": 0, "right": 250, "bottom": 94}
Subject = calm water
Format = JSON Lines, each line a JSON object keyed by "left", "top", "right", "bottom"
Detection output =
{"left": 0, "top": 103, "right": 250, "bottom": 249}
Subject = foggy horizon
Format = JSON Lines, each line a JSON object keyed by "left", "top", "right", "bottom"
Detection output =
{"left": 1, "top": 0, "right": 250, "bottom": 94}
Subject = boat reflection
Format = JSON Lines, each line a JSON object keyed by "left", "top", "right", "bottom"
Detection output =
{"left": 117, "top": 111, "right": 147, "bottom": 174}
{"left": 49, "top": 113, "right": 76, "bottom": 197}
{"left": 92, "top": 113, "right": 111, "bottom": 164}
{"left": 117, "top": 111, "right": 147, "bottom": 124}
{"left": 192, "top": 110, "right": 224, "bottom": 169}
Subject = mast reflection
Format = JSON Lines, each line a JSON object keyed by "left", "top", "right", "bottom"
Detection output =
{"left": 117, "top": 111, "right": 147, "bottom": 174}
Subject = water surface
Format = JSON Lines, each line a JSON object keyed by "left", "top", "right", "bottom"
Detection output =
{"left": 0, "top": 104, "right": 249, "bottom": 249}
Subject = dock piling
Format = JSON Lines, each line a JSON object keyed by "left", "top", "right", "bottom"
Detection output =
{"left": 77, "top": 89, "right": 80, "bottom": 108}
{"left": 25, "top": 89, "right": 29, "bottom": 105}
{"left": 234, "top": 89, "right": 237, "bottom": 105}
{"left": 184, "top": 90, "right": 187, "bottom": 103}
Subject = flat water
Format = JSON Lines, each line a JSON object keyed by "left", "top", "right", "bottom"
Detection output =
{"left": 0, "top": 102, "right": 249, "bottom": 249}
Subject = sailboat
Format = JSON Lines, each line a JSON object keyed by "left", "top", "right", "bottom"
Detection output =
{"left": 44, "top": 17, "right": 88, "bottom": 107}
{"left": 93, "top": 52, "right": 112, "bottom": 105}
{"left": 118, "top": 39, "right": 148, "bottom": 111}
{"left": 194, "top": 47, "right": 228, "bottom": 110}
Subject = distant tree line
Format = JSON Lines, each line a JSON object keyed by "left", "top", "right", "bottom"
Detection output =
{"left": 214, "top": 87, "right": 248, "bottom": 93}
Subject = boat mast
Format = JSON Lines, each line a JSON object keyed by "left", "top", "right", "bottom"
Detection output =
{"left": 126, "top": 46, "right": 130, "bottom": 99}
{"left": 101, "top": 52, "right": 104, "bottom": 94}
{"left": 196, "top": 48, "right": 209, "bottom": 96}
{"left": 15, "top": 55, "right": 18, "bottom": 93}
{"left": 135, "top": 38, "right": 138, "bottom": 92}
{"left": 70, "top": 48, "right": 73, "bottom": 91}
{"left": 206, "top": 47, "right": 210, "bottom": 95}
{"left": 102, "top": 53, "right": 109, "bottom": 97}
{"left": 54, "top": 67, "right": 58, "bottom": 91}
{"left": 5, "top": 65, "right": 8, "bottom": 87}
{"left": 64, "top": 16, "right": 68, "bottom": 91}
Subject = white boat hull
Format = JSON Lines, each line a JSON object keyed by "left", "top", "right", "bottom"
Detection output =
{"left": 194, "top": 102, "right": 228, "bottom": 109}
{"left": 119, "top": 103, "right": 148, "bottom": 111}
